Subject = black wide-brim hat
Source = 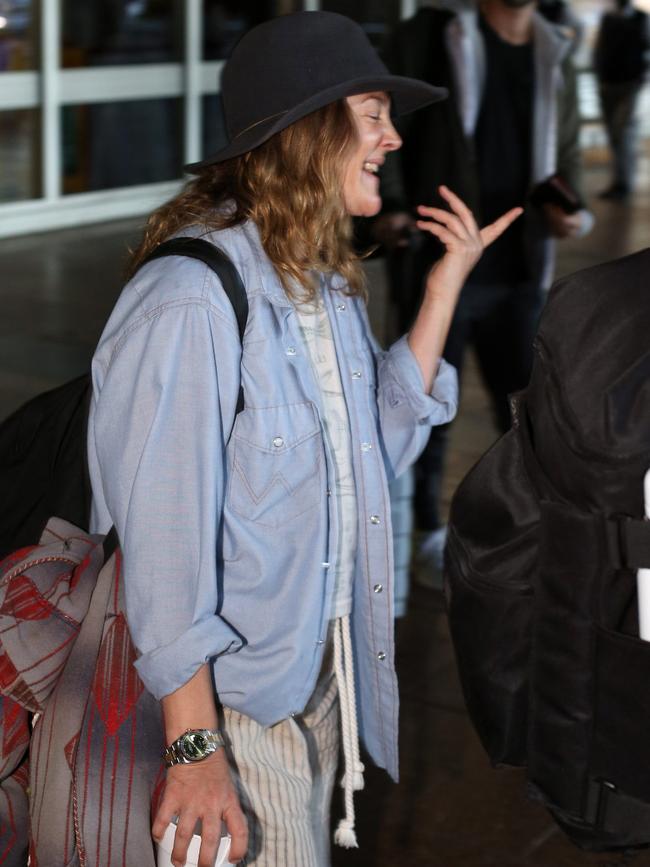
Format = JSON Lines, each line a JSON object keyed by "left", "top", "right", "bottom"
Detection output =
{"left": 186, "top": 11, "right": 447, "bottom": 171}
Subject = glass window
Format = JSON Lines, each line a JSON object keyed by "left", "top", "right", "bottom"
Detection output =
{"left": 0, "top": 0, "right": 38, "bottom": 70}
{"left": 62, "top": 98, "right": 183, "bottom": 193}
{"left": 0, "top": 109, "right": 40, "bottom": 201}
{"left": 203, "top": 1, "right": 276, "bottom": 60}
{"left": 61, "top": 0, "right": 184, "bottom": 68}
{"left": 319, "top": 0, "right": 400, "bottom": 50}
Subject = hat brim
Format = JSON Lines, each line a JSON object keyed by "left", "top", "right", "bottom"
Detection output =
{"left": 185, "top": 76, "right": 447, "bottom": 172}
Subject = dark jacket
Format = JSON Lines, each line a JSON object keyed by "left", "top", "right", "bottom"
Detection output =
{"left": 380, "top": 6, "right": 590, "bottom": 290}
{"left": 594, "top": 8, "right": 650, "bottom": 85}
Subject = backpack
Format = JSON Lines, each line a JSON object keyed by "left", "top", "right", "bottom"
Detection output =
{"left": 0, "top": 237, "right": 248, "bottom": 864}
{"left": 0, "top": 236, "right": 248, "bottom": 560}
{"left": 444, "top": 248, "right": 650, "bottom": 852}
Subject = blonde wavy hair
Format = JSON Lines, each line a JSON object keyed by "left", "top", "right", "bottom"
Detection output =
{"left": 128, "top": 99, "right": 367, "bottom": 301}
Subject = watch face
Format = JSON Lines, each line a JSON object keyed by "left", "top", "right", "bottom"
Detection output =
{"left": 180, "top": 731, "right": 210, "bottom": 761}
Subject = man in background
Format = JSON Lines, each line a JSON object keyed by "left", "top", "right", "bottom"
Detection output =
{"left": 376, "top": 0, "right": 593, "bottom": 582}
{"left": 594, "top": 0, "right": 650, "bottom": 200}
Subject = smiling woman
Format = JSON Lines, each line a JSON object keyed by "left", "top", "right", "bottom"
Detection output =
{"left": 85, "top": 11, "right": 521, "bottom": 867}
{"left": 342, "top": 93, "right": 402, "bottom": 218}
{"left": 129, "top": 93, "right": 401, "bottom": 301}
{"left": 129, "top": 97, "right": 369, "bottom": 302}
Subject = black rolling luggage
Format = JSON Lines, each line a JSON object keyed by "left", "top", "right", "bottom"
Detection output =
{"left": 445, "top": 248, "right": 650, "bottom": 851}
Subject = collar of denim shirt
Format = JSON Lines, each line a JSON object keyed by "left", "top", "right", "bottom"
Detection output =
{"left": 196, "top": 216, "right": 349, "bottom": 310}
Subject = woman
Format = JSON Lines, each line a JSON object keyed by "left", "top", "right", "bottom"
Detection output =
{"left": 87, "top": 11, "right": 521, "bottom": 867}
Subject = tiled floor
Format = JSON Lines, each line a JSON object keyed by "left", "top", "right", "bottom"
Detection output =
{"left": 0, "top": 148, "right": 649, "bottom": 866}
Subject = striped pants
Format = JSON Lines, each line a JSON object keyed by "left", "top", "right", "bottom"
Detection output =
{"left": 220, "top": 653, "right": 340, "bottom": 867}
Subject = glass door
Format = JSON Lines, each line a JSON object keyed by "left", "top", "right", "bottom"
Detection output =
{"left": 0, "top": 0, "right": 304, "bottom": 238}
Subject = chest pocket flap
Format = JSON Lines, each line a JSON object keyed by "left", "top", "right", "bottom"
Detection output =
{"left": 228, "top": 402, "right": 323, "bottom": 527}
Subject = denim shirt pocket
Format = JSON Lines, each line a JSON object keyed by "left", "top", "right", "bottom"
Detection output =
{"left": 228, "top": 402, "right": 323, "bottom": 527}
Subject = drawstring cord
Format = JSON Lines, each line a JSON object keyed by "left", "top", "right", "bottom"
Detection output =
{"left": 333, "top": 614, "right": 364, "bottom": 848}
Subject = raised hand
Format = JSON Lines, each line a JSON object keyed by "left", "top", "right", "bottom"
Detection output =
{"left": 416, "top": 185, "right": 523, "bottom": 300}
{"left": 406, "top": 185, "right": 523, "bottom": 393}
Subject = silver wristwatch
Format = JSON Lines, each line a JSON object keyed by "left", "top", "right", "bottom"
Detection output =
{"left": 163, "top": 728, "right": 225, "bottom": 768}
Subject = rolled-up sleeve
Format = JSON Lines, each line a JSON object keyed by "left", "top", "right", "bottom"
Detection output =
{"left": 376, "top": 334, "right": 458, "bottom": 480}
{"left": 90, "top": 299, "right": 242, "bottom": 700}
{"left": 383, "top": 334, "right": 458, "bottom": 424}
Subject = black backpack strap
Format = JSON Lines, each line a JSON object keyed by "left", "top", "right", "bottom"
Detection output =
{"left": 141, "top": 237, "right": 248, "bottom": 345}
{"left": 582, "top": 775, "right": 650, "bottom": 839}
{"left": 142, "top": 237, "right": 247, "bottom": 415}
{"left": 102, "top": 238, "right": 251, "bottom": 562}
{"left": 102, "top": 525, "right": 120, "bottom": 565}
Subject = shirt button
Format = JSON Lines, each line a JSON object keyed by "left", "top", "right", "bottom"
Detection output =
{"left": 369, "top": 515, "right": 381, "bottom": 525}
{"left": 289, "top": 711, "right": 297, "bottom": 718}
{"left": 272, "top": 436, "right": 284, "bottom": 448}
{"left": 336, "top": 303, "right": 346, "bottom": 311}
{"left": 316, "top": 639, "right": 325, "bottom": 646}
{"left": 361, "top": 442, "right": 372, "bottom": 452}
{"left": 373, "top": 584, "right": 383, "bottom": 593}
{"left": 326, "top": 488, "right": 332, "bottom": 496}
{"left": 377, "top": 651, "right": 386, "bottom": 661}
{"left": 286, "top": 346, "right": 296, "bottom": 356}
{"left": 322, "top": 561, "right": 330, "bottom": 569}
{"left": 351, "top": 370, "right": 362, "bottom": 379}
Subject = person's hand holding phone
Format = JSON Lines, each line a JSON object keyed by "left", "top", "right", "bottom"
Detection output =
{"left": 542, "top": 203, "right": 583, "bottom": 239}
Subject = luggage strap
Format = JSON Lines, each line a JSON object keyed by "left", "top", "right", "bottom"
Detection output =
{"left": 142, "top": 237, "right": 248, "bottom": 345}
{"left": 606, "top": 516, "right": 650, "bottom": 570}
{"left": 584, "top": 776, "right": 650, "bottom": 834}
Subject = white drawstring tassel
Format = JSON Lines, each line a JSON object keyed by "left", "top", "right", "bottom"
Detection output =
{"left": 333, "top": 615, "right": 364, "bottom": 849}
{"left": 334, "top": 817, "right": 358, "bottom": 849}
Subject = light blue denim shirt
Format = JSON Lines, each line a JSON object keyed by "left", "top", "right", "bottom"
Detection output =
{"left": 87, "top": 219, "right": 458, "bottom": 780}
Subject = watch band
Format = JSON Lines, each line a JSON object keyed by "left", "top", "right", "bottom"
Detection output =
{"left": 163, "top": 728, "right": 225, "bottom": 768}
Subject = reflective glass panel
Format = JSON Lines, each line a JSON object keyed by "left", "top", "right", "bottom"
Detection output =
{"left": 62, "top": 98, "right": 183, "bottom": 193}
{"left": 319, "top": 0, "right": 400, "bottom": 50}
{"left": 0, "top": 109, "right": 40, "bottom": 201}
{"left": 0, "top": 0, "right": 38, "bottom": 70}
{"left": 61, "top": 0, "right": 184, "bottom": 68}
{"left": 203, "top": 1, "right": 275, "bottom": 60}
